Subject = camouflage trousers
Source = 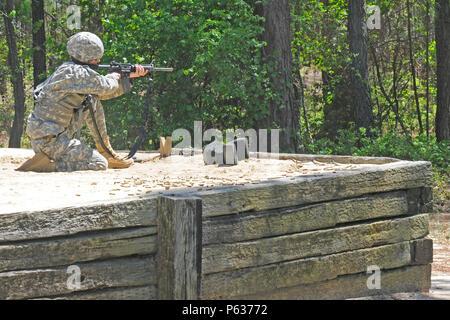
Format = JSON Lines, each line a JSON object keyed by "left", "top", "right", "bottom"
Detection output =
{"left": 30, "top": 99, "right": 109, "bottom": 172}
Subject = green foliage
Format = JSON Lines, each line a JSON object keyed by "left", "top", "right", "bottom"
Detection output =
{"left": 0, "top": 0, "right": 447, "bottom": 178}
{"left": 99, "top": 0, "right": 271, "bottom": 150}
{"left": 309, "top": 128, "right": 449, "bottom": 176}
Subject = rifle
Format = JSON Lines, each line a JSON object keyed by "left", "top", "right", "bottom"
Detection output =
{"left": 93, "top": 60, "right": 173, "bottom": 160}
{"left": 93, "top": 61, "right": 173, "bottom": 79}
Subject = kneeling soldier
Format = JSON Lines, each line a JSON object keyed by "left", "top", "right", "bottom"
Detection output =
{"left": 17, "top": 31, "right": 148, "bottom": 172}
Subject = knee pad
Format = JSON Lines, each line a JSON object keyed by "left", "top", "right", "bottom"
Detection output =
{"left": 92, "top": 150, "right": 108, "bottom": 170}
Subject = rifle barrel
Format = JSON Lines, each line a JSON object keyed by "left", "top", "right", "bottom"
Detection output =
{"left": 145, "top": 66, "right": 174, "bottom": 72}
{"left": 96, "top": 64, "right": 173, "bottom": 72}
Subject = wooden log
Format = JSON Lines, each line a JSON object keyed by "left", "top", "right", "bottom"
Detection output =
{"left": 0, "top": 227, "right": 157, "bottom": 272}
{"left": 35, "top": 285, "right": 157, "bottom": 300}
{"left": 406, "top": 187, "right": 434, "bottom": 214}
{"left": 0, "top": 255, "right": 157, "bottom": 300}
{"left": 0, "top": 197, "right": 158, "bottom": 243}
{"left": 157, "top": 195, "right": 202, "bottom": 299}
{"left": 201, "top": 240, "right": 432, "bottom": 299}
{"left": 202, "top": 214, "right": 429, "bottom": 274}
{"left": 250, "top": 152, "right": 399, "bottom": 164}
{"left": 410, "top": 238, "right": 433, "bottom": 265}
{"left": 232, "top": 264, "right": 432, "bottom": 300}
{"left": 203, "top": 191, "right": 408, "bottom": 245}
{"left": 197, "top": 160, "right": 433, "bottom": 217}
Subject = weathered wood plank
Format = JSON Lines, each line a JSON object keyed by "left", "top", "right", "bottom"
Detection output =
{"left": 128, "top": 149, "right": 398, "bottom": 164}
{"left": 203, "top": 191, "right": 408, "bottom": 245}
{"left": 250, "top": 152, "right": 399, "bottom": 164}
{"left": 232, "top": 264, "right": 432, "bottom": 300}
{"left": 0, "top": 227, "right": 157, "bottom": 272}
{"left": 198, "top": 160, "right": 433, "bottom": 217}
{"left": 201, "top": 240, "right": 432, "bottom": 299}
{"left": 202, "top": 214, "right": 429, "bottom": 274}
{"left": 406, "top": 187, "right": 434, "bottom": 214}
{"left": 0, "top": 197, "right": 158, "bottom": 243}
{"left": 410, "top": 238, "right": 433, "bottom": 265}
{"left": 157, "top": 196, "right": 202, "bottom": 300}
{"left": 0, "top": 255, "right": 157, "bottom": 300}
{"left": 35, "top": 285, "right": 157, "bottom": 300}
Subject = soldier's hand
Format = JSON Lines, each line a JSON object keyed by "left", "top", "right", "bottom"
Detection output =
{"left": 130, "top": 64, "right": 149, "bottom": 78}
{"left": 111, "top": 72, "right": 121, "bottom": 80}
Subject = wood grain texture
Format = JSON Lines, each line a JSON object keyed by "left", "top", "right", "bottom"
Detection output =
{"left": 201, "top": 240, "right": 431, "bottom": 299}
{"left": 406, "top": 187, "right": 434, "bottom": 214}
{"left": 157, "top": 196, "right": 202, "bottom": 299}
{"left": 198, "top": 160, "right": 433, "bottom": 217}
{"left": 250, "top": 152, "right": 399, "bottom": 164}
{"left": 202, "top": 214, "right": 429, "bottom": 274}
{"left": 410, "top": 238, "right": 433, "bottom": 265}
{"left": 0, "top": 227, "right": 157, "bottom": 272}
{"left": 35, "top": 285, "right": 157, "bottom": 300}
{"left": 0, "top": 255, "right": 157, "bottom": 300}
{"left": 203, "top": 191, "right": 408, "bottom": 245}
{"left": 0, "top": 197, "right": 158, "bottom": 243}
{"left": 232, "top": 264, "right": 432, "bottom": 300}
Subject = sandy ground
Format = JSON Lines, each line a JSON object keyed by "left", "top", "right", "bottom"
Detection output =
{"left": 0, "top": 148, "right": 375, "bottom": 214}
{"left": 430, "top": 214, "right": 450, "bottom": 277}
{"left": 427, "top": 213, "right": 450, "bottom": 300}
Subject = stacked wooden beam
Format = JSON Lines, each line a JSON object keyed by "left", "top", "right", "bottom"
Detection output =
{"left": 0, "top": 198, "right": 159, "bottom": 300}
{"left": 198, "top": 160, "right": 434, "bottom": 299}
{"left": 0, "top": 157, "right": 434, "bottom": 300}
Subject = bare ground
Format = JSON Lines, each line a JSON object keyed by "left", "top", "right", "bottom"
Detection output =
{"left": 426, "top": 212, "right": 450, "bottom": 300}
{"left": 0, "top": 148, "right": 375, "bottom": 214}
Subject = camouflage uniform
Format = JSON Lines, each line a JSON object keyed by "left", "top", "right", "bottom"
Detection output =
{"left": 26, "top": 32, "right": 132, "bottom": 172}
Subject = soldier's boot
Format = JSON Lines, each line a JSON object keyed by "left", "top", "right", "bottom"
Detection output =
{"left": 96, "top": 136, "right": 133, "bottom": 169}
{"left": 15, "top": 152, "right": 56, "bottom": 172}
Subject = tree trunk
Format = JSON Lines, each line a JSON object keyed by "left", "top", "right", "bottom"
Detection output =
{"left": 319, "top": 0, "right": 354, "bottom": 141}
{"left": 291, "top": 3, "right": 309, "bottom": 151}
{"left": 32, "top": 0, "right": 47, "bottom": 88}
{"left": 406, "top": 0, "right": 423, "bottom": 135}
{"left": 348, "top": 0, "right": 375, "bottom": 135}
{"left": 425, "top": 0, "right": 430, "bottom": 137}
{"left": 3, "top": 0, "right": 26, "bottom": 148}
{"left": 255, "top": 0, "right": 300, "bottom": 153}
{"left": 435, "top": 0, "right": 450, "bottom": 142}
{"left": 370, "top": 43, "right": 409, "bottom": 138}
{"left": 321, "top": 70, "right": 354, "bottom": 140}
{"left": 296, "top": 72, "right": 312, "bottom": 149}
{"left": 392, "top": 35, "right": 400, "bottom": 131}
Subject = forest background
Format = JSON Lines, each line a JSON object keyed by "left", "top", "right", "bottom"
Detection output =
{"left": 0, "top": 0, "right": 448, "bottom": 208}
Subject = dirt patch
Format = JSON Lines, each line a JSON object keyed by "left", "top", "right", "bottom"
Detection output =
{"left": 429, "top": 212, "right": 450, "bottom": 277}
{"left": 1, "top": 148, "right": 375, "bottom": 214}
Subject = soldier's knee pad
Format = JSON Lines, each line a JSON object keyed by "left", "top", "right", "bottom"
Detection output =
{"left": 92, "top": 150, "right": 108, "bottom": 170}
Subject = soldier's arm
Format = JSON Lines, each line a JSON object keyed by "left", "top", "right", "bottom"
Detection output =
{"left": 57, "top": 65, "right": 132, "bottom": 100}
{"left": 97, "top": 73, "right": 133, "bottom": 100}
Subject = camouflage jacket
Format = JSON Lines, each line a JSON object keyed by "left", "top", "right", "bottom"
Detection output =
{"left": 26, "top": 61, "right": 131, "bottom": 140}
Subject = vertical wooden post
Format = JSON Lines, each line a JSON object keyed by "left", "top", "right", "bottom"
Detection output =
{"left": 157, "top": 195, "right": 202, "bottom": 299}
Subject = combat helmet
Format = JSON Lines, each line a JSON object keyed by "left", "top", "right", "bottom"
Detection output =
{"left": 67, "top": 31, "right": 104, "bottom": 63}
